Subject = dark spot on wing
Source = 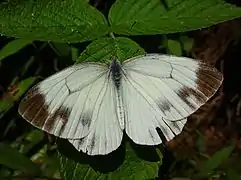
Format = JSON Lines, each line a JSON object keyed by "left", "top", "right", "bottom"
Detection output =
{"left": 45, "top": 107, "right": 71, "bottom": 134}
{"left": 177, "top": 86, "right": 206, "bottom": 109}
{"left": 80, "top": 112, "right": 92, "bottom": 128}
{"left": 162, "top": 101, "right": 171, "bottom": 112}
{"left": 156, "top": 100, "right": 171, "bottom": 115}
{"left": 196, "top": 63, "right": 223, "bottom": 97}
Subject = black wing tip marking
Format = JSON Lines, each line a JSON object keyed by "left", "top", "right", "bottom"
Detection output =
{"left": 177, "top": 87, "right": 206, "bottom": 109}
{"left": 177, "top": 62, "right": 223, "bottom": 111}
{"left": 45, "top": 106, "right": 71, "bottom": 133}
{"left": 19, "top": 86, "right": 48, "bottom": 127}
{"left": 19, "top": 86, "right": 71, "bottom": 134}
{"left": 196, "top": 63, "right": 223, "bottom": 96}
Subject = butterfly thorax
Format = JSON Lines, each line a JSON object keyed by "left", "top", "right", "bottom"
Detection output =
{"left": 110, "top": 59, "right": 122, "bottom": 89}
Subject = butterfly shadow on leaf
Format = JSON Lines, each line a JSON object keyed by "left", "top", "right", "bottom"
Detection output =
{"left": 57, "top": 138, "right": 125, "bottom": 173}
{"left": 129, "top": 141, "right": 161, "bottom": 162}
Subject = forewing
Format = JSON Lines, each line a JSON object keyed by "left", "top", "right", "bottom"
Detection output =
{"left": 18, "top": 63, "right": 113, "bottom": 139}
{"left": 69, "top": 75, "right": 123, "bottom": 155}
{"left": 121, "top": 54, "right": 222, "bottom": 145}
{"left": 122, "top": 54, "right": 223, "bottom": 121}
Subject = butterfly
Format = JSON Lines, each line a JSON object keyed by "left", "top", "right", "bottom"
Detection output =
{"left": 18, "top": 54, "right": 223, "bottom": 155}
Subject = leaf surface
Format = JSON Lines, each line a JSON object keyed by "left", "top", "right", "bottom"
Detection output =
{"left": 59, "top": 142, "right": 160, "bottom": 180}
{"left": 0, "top": 0, "right": 109, "bottom": 42}
{"left": 77, "top": 37, "right": 145, "bottom": 63}
{"left": 109, "top": 0, "right": 241, "bottom": 35}
{"left": 0, "top": 143, "right": 41, "bottom": 174}
{"left": 0, "top": 39, "right": 32, "bottom": 62}
{"left": 198, "top": 144, "right": 235, "bottom": 177}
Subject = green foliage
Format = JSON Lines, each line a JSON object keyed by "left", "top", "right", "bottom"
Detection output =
{"left": 0, "top": 143, "right": 41, "bottom": 174}
{"left": 0, "top": 0, "right": 109, "bottom": 42}
{"left": 109, "top": 0, "right": 241, "bottom": 35}
{"left": 198, "top": 144, "right": 235, "bottom": 178}
{"left": 227, "top": 168, "right": 241, "bottom": 180}
{"left": 0, "top": 0, "right": 240, "bottom": 42}
{"left": 180, "top": 36, "right": 194, "bottom": 53}
{"left": 21, "top": 130, "right": 44, "bottom": 154}
{"left": 59, "top": 142, "right": 160, "bottom": 180}
{"left": 165, "top": 39, "right": 182, "bottom": 56}
{"left": 0, "top": 77, "right": 36, "bottom": 118}
{"left": 49, "top": 42, "right": 73, "bottom": 57}
{"left": 77, "top": 37, "right": 145, "bottom": 63}
{"left": 0, "top": 39, "right": 32, "bottom": 62}
{"left": 196, "top": 132, "right": 207, "bottom": 152}
{"left": 15, "top": 77, "right": 37, "bottom": 100}
{"left": 160, "top": 35, "right": 194, "bottom": 56}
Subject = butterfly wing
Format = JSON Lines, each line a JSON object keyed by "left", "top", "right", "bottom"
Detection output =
{"left": 19, "top": 63, "right": 123, "bottom": 154}
{"left": 121, "top": 54, "right": 222, "bottom": 144}
{"left": 69, "top": 75, "right": 123, "bottom": 155}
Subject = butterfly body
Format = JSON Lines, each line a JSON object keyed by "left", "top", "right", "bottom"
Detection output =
{"left": 19, "top": 54, "right": 223, "bottom": 155}
{"left": 109, "top": 59, "right": 122, "bottom": 89}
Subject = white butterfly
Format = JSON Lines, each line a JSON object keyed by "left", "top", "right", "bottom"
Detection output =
{"left": 18, "top": 54, "right": 223, "bottom": 155}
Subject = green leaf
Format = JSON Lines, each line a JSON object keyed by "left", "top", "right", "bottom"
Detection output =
{"left": 0, "top": 77, "right": 36, "bottom": 118}
{"left": 0, "top": 39, "right": 32, "bottom": 61}
{"left": 0, "top": 143, "right": 41, "bottom": 174}
{"left": 227, "top": 168, "right": 241, "bottom": 180}
{"left": 26, "top": 129, "right": 44, "bottom": 143}
{"left": 21, "top": 130, "right": 44, "bottom": 154}
{"left": 109, "top": 0, "right": 241, "bottom": 35}
{"left": 77, "top": 37, "right": 145, "bottom": 63}
{"left": 196, "top": 133, "right": 206, "bottom": 152}
{"left": 0, "top": 0, "right": 109, "bottom": 42}
{"left": 198, "top": 144, "right": 235, "bottom": 177}
{"left": 0, "top": 99, "right": 14, "bottom": 118}
{"left": 166, "top": 39, "right": 182, "bottom": 56}
{"left": 180, "top": 36, "right": 194, "bottom": 53}
{"left": 14, "top": 77, "right": 37, "bottom": 100}
{"left": 49, "top": 42, "right": 71, "bottom": 57}
{"left": 41, "top": 154, "right": 60, "bottom": 177}
{"left": 172, "top": 178, "right": 191, "bottom": 180}
{"left": 0, "top": 167, "right": 11, "bottom": 179}
{"left": 58, "top": 142, "right": 160, "bottom": 180}
{"left": 71, "top": 47, "right": 79, "bottom": 61}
